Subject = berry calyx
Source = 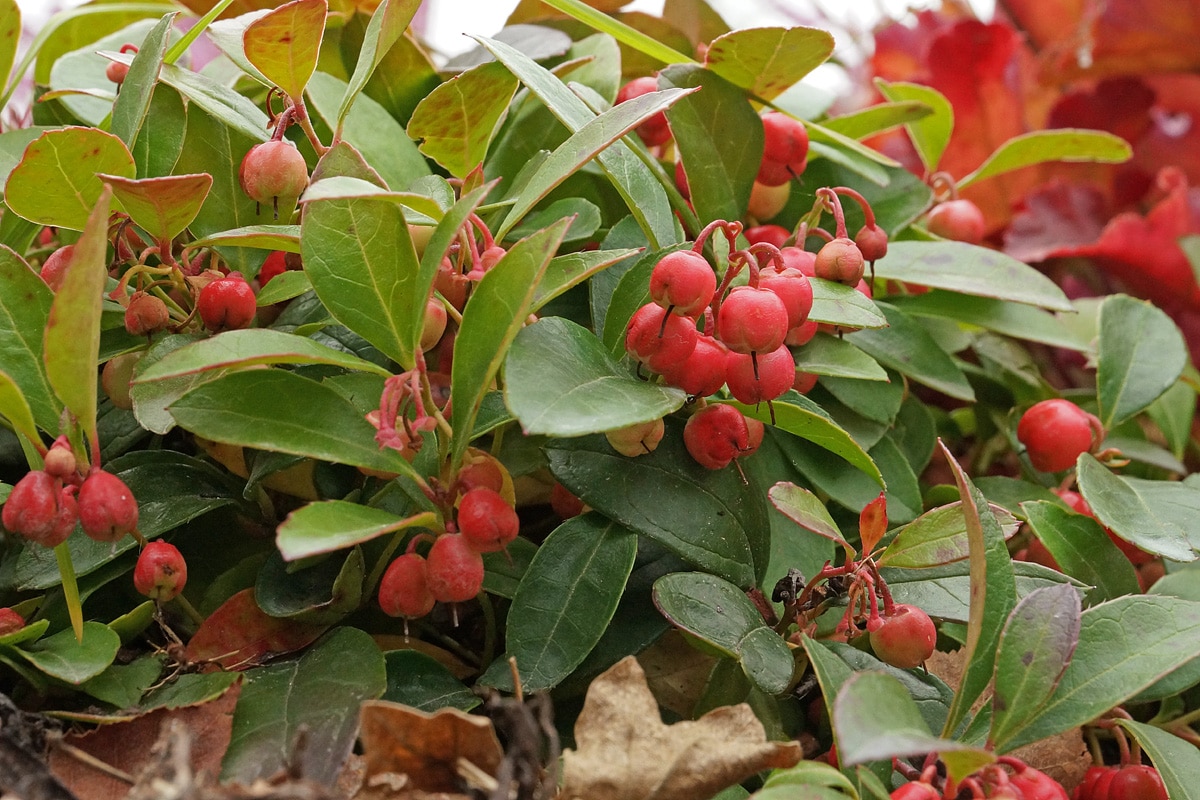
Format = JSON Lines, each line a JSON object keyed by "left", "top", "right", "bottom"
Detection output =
{"left": 197, "top": 273, "right": 257, "bottom": 332}
{"left": 77, "top": 468, "right": 139, "bottom": 543}
{"left": 715, "top": 286, "right": 788, "bottom": 355}
{"left": 650, "top": 250, "right": 716, "bottom": 318}
{"left": 757, "top": 111, "right": 809, "bottom": 186}
{"left": 133, "top": 541, "right": 188, "bottom": 601}
{"left": 1016, "top": 399, "right": 1103, "bottom": 473}
{"left": 605, "top": 418, "right": 666, "bottom": 457}
{"left": 725, "top": 345, "right": 794, "bottom": 405}
{"left": 615, "top": 76, "right": 671, "bottom": 146}
{"left": 124, "top": 291, "right": 171, "bottom": 336}
{"left": 425, "top": 533, "right": 485, "bottom": 603}
{"left": 1009, "top": 764, "right": 1068, "bottom": 800}
{"left": 239, "top": 140, "right": 309, "bottom": 217}
{"left": 683, "top": 404, "right": 752, "bottom": 470}
{"left": 0, "top": 608, "right": 25, "bottom": 636}
{"left": 378, "top": 553, "right": 436, "bottom": 619}
{"left": 39, "top": 244, "right": 75, "bottom": 291}
{"left": 1, "top": 470, "right": 78, "bottom": 548}
{"left": 625, "top": 302, "right": 699, "bottom": 373}
{"left": 457, "top": 487, "right": 520, "bottom": 553}
{"left": 925, "top": 198, "right": 986, "bottom": 244}
{"left": 869, "top": 603, "right": 937, "bottom": 669}
{"left": 813, "top": 237, "right": 866, "bottom": 287}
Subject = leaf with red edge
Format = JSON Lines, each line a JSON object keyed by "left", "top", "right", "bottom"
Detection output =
{"left": 859, "top": 492, "right": 888, "bottom": 554}
{"left": 769, "top": 482, "right": 854, "bottom": 556}
{"left": 185, "top": 588, "right": 328, "bottom": 670}
{"left": 243, "top": 0, "right": 327, "bottom": 101}
{"left": 100, "top": 173, "right": 213, "bottom": 245}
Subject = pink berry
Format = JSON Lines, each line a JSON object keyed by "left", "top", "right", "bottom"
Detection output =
{"left": 457, "top": 487, "right": 520, "bottom": 553}
{"left": 715, "top": 286, "right": 788, "bottom": 355}
{"left": 1008, "top": 764, "right": 1068, "bottom": 800}
{"left": 780, "top": 246, "right": 816, "bottom": 276}
{"left": 725, "top": 345, "right": 794, "bottom": 405}
{"left": 42, "top": 438, "right": 76, "bottom": 481}
{"left": 625, "top": 303, "right": 699, "bottom": 373}
{"left": 683, "top": 404, "right": 751, "bottom": 470}
{"left": 758, "top": 266, "right": 813, "bottom": 329}
{"left": 77, "top": 468, "right": 138, "bottom": 543}
{"left": 813, "top": 238, "right": 866, "bottom": 287}
{"left": 2, "top": 471, "right": 78, "bottom": 548}
{"left": 855, "top": 224, "right": 888, "bottom": 262}
{"left": 124, "top": 291, "right": 171, "bottom": 336}
{"left": 649, "top": 250, "right": 716, "bottom": 318}
{"left": 106, "top": 61, "right": 129, "bottom": 85}
{"left": 133, "top": 541, "right": 188, "bottom": 601}
{"left": 757, "top": 111, "right": 809, "bottom": 186}
{"left": 0, "top": 608, "right": 25, "bottom": 636}
{"left": 890, "top": 783, "right": 941, "bottom": 800}
{"left": 39, "top": 244, "right": 75, "bottom": 291}
{"left": 1108, "top": 764, "right": 1167, "bottom": 800}
{"left": 615, "top": 76, "right": 671, "bottom": 146}
{"left": 785, "top": 319, "right": 819, "bottom": 347}
{"left": 793, "top": 371, "right": 818, "bottom": 394}
{"left": 425, "top": 534, "right": 485, "bottom": 603}
{"left": 661, "top": 334, "right": 728, "bottom": 397}
{"left": 378, "top": 553, "right": 436, "bottom": 618}
{"left": 420, "top": 297, "right": 448, "bottom": 351}
{"left": 550, "top": 483, "right": 585, "bottom": 520}
{"left": 258, "top": 251, "right": 288, "bottom": 286}
{"left": 239, "top": 140, "right": 309, "bottom": 216}
{"left": 925, "top": 198, "right": 985, "bottom": 244}
{"left": 869, "top": 604, "right": 937, "bottom": 669}
{"left": 1016, "top": 399, "right": 1101, "bottom": 473}
{"left": 744, "top": 225, "right": 791, "bottom": 248}
{"left": 197, "top": 273, "right": 257, "bottom": 332}
{"left": 457, "top": 454, "right": 506, "bottom": 495}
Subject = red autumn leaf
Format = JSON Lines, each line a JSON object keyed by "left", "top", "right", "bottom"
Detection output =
{"left": 859, "top": 492, "right": 888, "bottom": 555}
{"left": 1004, "top": 181, "right": 1111, "bottom": 264}
{"left": 870, "top": 9, "right": 955, "bottom": 83}
{"left": 185, "top": 588, "right": 328, "bottom": 670}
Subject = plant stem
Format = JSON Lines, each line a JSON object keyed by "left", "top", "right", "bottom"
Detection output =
{"left": 54, "top": 543, "right": 84, "bottom": 642}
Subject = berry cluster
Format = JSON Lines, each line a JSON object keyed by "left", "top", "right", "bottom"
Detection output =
{"left": 1074, "top": 764, "right": 1167, "bottom": 800}
{"left": 891, "top": 757, "right": 1068, "bottom": 799}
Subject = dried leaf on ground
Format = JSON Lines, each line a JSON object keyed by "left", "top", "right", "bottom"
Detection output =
{"left": 560, "top": 656, "right": 802, "bottom": 800}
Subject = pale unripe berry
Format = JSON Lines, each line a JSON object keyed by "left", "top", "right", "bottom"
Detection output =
{"left": 425, "top": 534, "right": 485, "bottom": 603}
{"left": 77, "top": 468, "right": 138, "bottom": 543}
{"left": 239, "top": 141, "right": 309, "bottom": 214}
{"left": 747, "top": 180, "right": 791, "bottom": 221}
{"left": 43, "top": 438, "right": 77, "bottom": 481}
{"left": 133, "top": 541, "right": 188, "bottom": 601}
{"left": 785, "top": 319, "right": 819, "bottom": 347}
{"left": 925, "top": 198, "right": 985, "bottom": 244}
{"left": 125, "top": 291, "right": 171, "bottom": 336}
{"left": 378, "top": 553, "right": 436, "bottom": 618}
{"left": 604, "top": 418, "right": 666, "bottom": 457}
{"left": 813, "top": 238, "right": 865, "bottom": 287}
{"left": 420, "top": 297, "right": 448, "bottom": 351}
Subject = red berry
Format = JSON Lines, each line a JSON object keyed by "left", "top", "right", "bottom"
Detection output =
{"left": 716, "top": 286, "right": 788, "bottom": 355}
{"left": 378, "top": 553, "right": 436, "bottom": 618}
{"left": 124, "top": 291, "right": 171, "bottom": 336}
{"left": 1016, "top": 399, "right": 1102, "bottom": 473}
{"left": 39, "top": 244, "right": 74, "bottom": 291}
{"left": 457, "top": 487, "right": 520, "bottom": 553}
{"left": 197, "top": 273, "right": 257, "bottom": 332}
{"left": 925, "top": 198, "right": 985, "bottom": 244}
{"left": 258, "top": 251, "right": 288, "bottom": 286}
{"left": 675, "top": 159, "right": 690, "bottom": 199}
{"left": 616, "top": 76, "right": 671, "bottom": 146}
{"left": 785, "top": 319, "right": 819, "bottom": 347}
{"left": 133, "top": 541, "right": 188, "bottom": 601}
{"left": 855, "top": 224, "right": 889, "bottom": 262}
{"left": 813, "top": 238, "right": 866, "bottom": 287}
{"left": 661, "top": 334, "right": 728, "bottom": 397}
{"left": 890, "top": 783, "right": 941, "bottom": 800}
{"left": 725, "top": 345, "right": 794, "bottom": 405}
{"left": 758, "top": 266, "right": 814, "bottom": 329}
{"left": 793, "top": 371, "right": 818, "bottom": 393}
{"left": 420, "top": 297, "right": 448, "bottom": 350}
{"left": 757, "top": 111, "right": 808, "bottom": 186}
{"left": 869, "top": 603, "right": 937, "bottom": 669}
{"left": 649, "top": 250, "right": 716, "bottom": 318}
{"left": 604, "top": 418, "right": 666, "bottom": 457}
{"left": 2, "top": 471, "right": 78, "bottom": 547}
{"left": 425, "top": 534, "right": 485, "bottom": 603}
{"left": 435, "top": 257, "right": 470, "bottom": 310}
{"left": 0, "top": 608, "right": 25, "bottom": 636}
{"left": 780, "top": 245, "right": 816, "bottom": 276}
{"left": 625, "top": 303, "right": 699, "bottom": 373}
{"left": 550, "top": 482, "right": 585, "bottom": 520}
{"left": 1009, "top": 765, "right": 1068, "bottom": 800}
{"left": 1108, "top": 765, "right": 1167, "bottom": 800}
{"left": 744, "top": 225, "right": 790, "bottom": 248}
{"left": 1074, "top": 765, "right": 1115, "bottom": 800}
{"left": 77, "top": 468, "right": 138, "bottom": 543}
{"left": 239, "top": 140, "right": 309, "bottom": 215}
{"left": 106, "top": 60, "right": 129, "bottom": 85}
{"left": 683, "top": 404, "right": 751, "bottom": 470}
{"left": 457, "top": 454, "right": 506, "bottom": 495}
{"left": 744, "top": 417, "right": 764, "bottom": 457}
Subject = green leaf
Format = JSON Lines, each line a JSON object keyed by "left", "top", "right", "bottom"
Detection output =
{"left": 450, "top": 219, "right": 567, "bottom": 469}
{"left": 222, "top": 627, "right": 385, "bottom": 784}
{"left": 483, "top": 514, "right": 637, "bottom": 692}
{"left": 13, "top": 622, "right": 120, "bottom": 684}
{"left": 545, "top": 424, "right": 767, "bottom": 587}
{"left": 1020, "top": 500, "right": 1140, "bottom": 603}
{"left": 660, "top": 64, "right": 761, "bottom": 226}
{"left": 0, "top": 370, "right": 39, "bottom": 445}
{"left": 382, "top": 649, "right": 478, "bottom": 712}
{"left": 276, "top": 502, "right": 437, "bottom": 561}
{"left": 4, "top": 128, "right": 134, "bottom": 231}
{"left": 1115, "top": 719, "right": 1200, "bottom": 800}
{"left": 476, "top": 35, "right": 675, "bottom": 249}
{"left": 832, "top": 671, "right": 993, "bottom": 781}
{"left": 504, "top": 317, "right": 685, "bottom": 436}
{"left": 847, "top": 303, "right": 974, "bottom": 401}
{"left": 538, "top": 0, "right": 695, "bottom": 67}
{"left": 1096, "top": 294, "right": 1187, "bottom": 428}
{"left": 1075, "top": 454, "right": 1194, "bottom": 560}
{"left": 1003, "top": 595, "right": 1200, "bottom": 750}
{"left": 255, "top": 548, "right": 364, "bottom": 624}
{"left": 989, "top": 584, "right": 1081, "bottom": 751}
{"left": 168, "top": 369, "right": 423, "bottom": 481}
{"left": 408, "top": 61, "right": 519, "bottom": 179}
{"left": 809, "top": 279, "right": 887, "bottom": 329}
{"left": 44, "top": 186, "right": 112, "bottom": 451}
{"left": 874, "top": 80, "right": 953, "bottom": 173}
{"left": 1146, "top": 379, "right": 1196, "bottom": 462}
{"left": 337, "top": 0, "right": 423, "bottom": 126}
{"left": 957, "top": 130, "right": 1132, "bottom": 189}
{"left": 134, "top": 328, "right": 391, "bottom": 383}
{"left": 0, "top": 0, "right": 19, "bottom": 106}
{"left": 937, "top": 441, "right": 1017, "bottom": 738}
{"left": 533, "top": 247, "right": 641, "bottom": 313}
{"left": 821, "top": 101, "right": 933, "bottom": 141}
{"left": 768, "top": 482, "right": 852, "bottom": 553}
{"left": 300, "top": 194, "right": 421, "bottom": 368}
{"left": 703, "top": 26, "right": 834, "bottom": 100}
{"left": 110, "top": 12, "right": 175, "bottom": 150}
{"left": 0, "top": 249, "right": 59, "bottom": 432}
{"left": 82, "top": 655, "right": 165, "bottom": 707}
{"left": 890, "top": 292, "right": 1088, "bottom": 351}
{"left": 879, "top": 502, "right": 1021, "bottom": 569}
{"left": 188, "top": 225, "right": 300, "bottom": 254}
{"left": 882, "top": 561, "right": 1081, "bottom": 625}
{"left": 653, "top": 572, "right": 795, "bottom": 695}
{"left": 100, "top": 172, "right": 212, "bottom": 244}
{"left": 793, "top": 334, "right": 887, "bottom": 381}
{"left": 142, "top": 671, "right": 241, "bottom": 711}
{"left": 132, "top": 84, "right": 187, "bottom": 178}
{"left": 256, "top": 271, "right": 310, "bottom": 305}
{"left": 243, "top": 0, "right": 325, "bottom": 101}
{"left": 873, "top": 241, "right": 1073, "bottom": 311}
{"left": 158, "top": 59, "right": 271, "bottom": 143}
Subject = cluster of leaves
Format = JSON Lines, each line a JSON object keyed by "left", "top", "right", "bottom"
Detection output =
{"left": 1, "top": 0, "right": 1200, "bottom": 797}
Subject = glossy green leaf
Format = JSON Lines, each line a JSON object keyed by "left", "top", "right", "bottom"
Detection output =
{"left": 882, "top": 561, "right": 1080, "bottom": 625}
{"left": 128, "top": 333, "right": 217, "bottom": 435}
{"left": 653, "top": 572, "right": 794, "bottom": 695}
{"left": 545, "top": 424, "right": 767, "bottom": 587}
{"left": 141, "top": 671, "right": 241, "bottom": 712}
{"left": 833, "top": 671, "right": 993, "bottom": 781}
{"left": 874, "top": 241, "right": 1073, "bottom": 311}
{"left": 276, "top": 502, "right": 437, "bottom": 561}
{"left": 805, "top": 123, "right": 896, "bottom": 183}
{"left": 1004, "top": 594, "right": 1200, "bottom": 750}
{"left": 256, "top": 270, "right": 310, "bottom": 305}
{"left": 1146, "top": 379, "right": 1196, "bottom": 462}
{"left": 937, "top": 441, "right": 1017, "bottom": 738}
{"left": 0, "top": 249, "right": 59, "bottom": 433}
{"left": 44, "top": 186, "right": 112, "bottom": 451}
{"left": 0, "top": 370, "right": 39, "bottom": 445}
{"left": 847, "top": 303, "right": 974, "bottom": 401}
{"left": 243, "top": 0, "right": 325, "bottom": 100}
{"left": 1115, "top": 719, "right": 1200, "bottom": 800}
{"left": 408, "top": 61, "right": 518, "bottom": 179}
{"left": 1076, "top": 454, "right": 1194, "bottom": 560}
{"left": 300, "top": 193, "right": 420, "bottom": 368}
{"left": 760, "top": 761, "right": 858, "bottom": 796}
{"left": 1096, "top": 294, "right": 1187, "bottom": 428}
{"left": 809, "top": 279, "right": 887, "bottom": 329}
{"left": 337, "top": 0, "right": 423, "bottom": 127}
{"left": 476, "top": 35, "right": 675, "bottom": 249}
{"left": 793, "top": 334, "right": 887, "bottom": 381}
{"left": 101, "top": 172, "right": 212, "bottom": 244}
{"left": 485, "top": 514, "right": 637, "bottom": 692}
{"left": 188, "top": 225, "right": 300, "bottom": 255}
{"left": 4, "top": 128, "right": 133, "bottom": 231}
{"left": 168, "top": 369, "right": 422, "bottom": 481}
{"left": 382, "top": 649, "right": 478, "bottom": 712}
{"left": 13, "top": 622, "right": 120, "bottom": 684}
{"left": 255, "top": 548, "right": 364, "bottom": 624}
{"left": 874, "top": 80, "right": 953, "bottom": 173}
{"left": 879, "top": 502, "right": 1021, "bottom": 569}
{"left": 110, "top": 12, "right": 175, "bottom": 150}
{"left": 703, "top": 26, "right": 833, "bottom": 100}
{"left": 505, "top": 317, "right": 685, "bottom": 436}
{"left": 534, "top": 247, "right": 641, "bottom": 313}
{"left": 821, "top": 101, "right": 932, "bottom": 140}
{"left": 222, "top": 627, "right": 386, "bottom": 784}
{"left": 661, "top": 64, "right": 761, "bottom": 225}
{"left": 538, "top": 0, "right": 694, "bottom": 67}
{"left": 890, "top": 292, "right": 1088, "bottom": 351}
{"left": 989, "top": 584, "right": 1080, "bottom": 751}
{"left": 768, "top": 482, "right": 851, "bottom": 552}
{"left": 80, "top": 655, "right": 165, "bottom": 707}
{"left": 131, "top": 84, "right": 187, "bottom": 178}
{"left": 958, "top": 130, "right": 1132, "bottom": 189}
{"left": 1021, "top": 500, "right": 1140, "bottom": 603}
{"left": 158, "top": 60, "right": 271, "bottom": 143}
{"left": 451, "top": 219, "right": 567, "bottom": 469}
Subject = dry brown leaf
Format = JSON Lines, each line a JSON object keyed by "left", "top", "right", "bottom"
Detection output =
{"left": 560, "top": 656, "right": 802, "bottom": 800}
{"left": 358, "top": 700, "right": 503, "bottom": 793}
{"left": 635, "top": 631, "right": 717, "bottom": 719}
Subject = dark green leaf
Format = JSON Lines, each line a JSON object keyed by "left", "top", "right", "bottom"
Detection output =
{"left": 13, "top": 622, "right": 120, "bottom": 684}
{"left": 1096, "top": 294, "right": 1187, "bottom": 428}
{"left": 382, "top": 649, "right": 478, "bottom": 711}
{"left": 0, "top": 247, "right": 60, "bottom": 431}
{"left": 533, "top": 247, "right": 641, "bottom": 313}
{"left": 1076, "top": 454, "right": 1194, "bottom": 560}
{"left": 848, "top": 302, "right": 975, "bottom": 401}
{"left": 793, "top": 334, "right": 887, "bottom": 381}
{"left": 1021, "top": 500, "right": 1140, "bottom": 603}
{"left": 110, "top": 12, "right": 175, "bottom": 150}
{"left": 132, "top": 84, "right": 187, "bottom": 178}
{"left": 255, "top": 548, "right": 364, "bottom": 625}
{"left": 1146, "top": 379, "right": 1196, "bottom": 461}
{"left": 891, "top": 292, "right": 1087, "bottom": 350}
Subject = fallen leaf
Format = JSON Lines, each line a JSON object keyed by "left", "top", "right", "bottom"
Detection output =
{"left": 560, "top": 656, "right": 802, "bottom": 800}
{"left": 186, "top": 588, "right": 329, "bottom": 670}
